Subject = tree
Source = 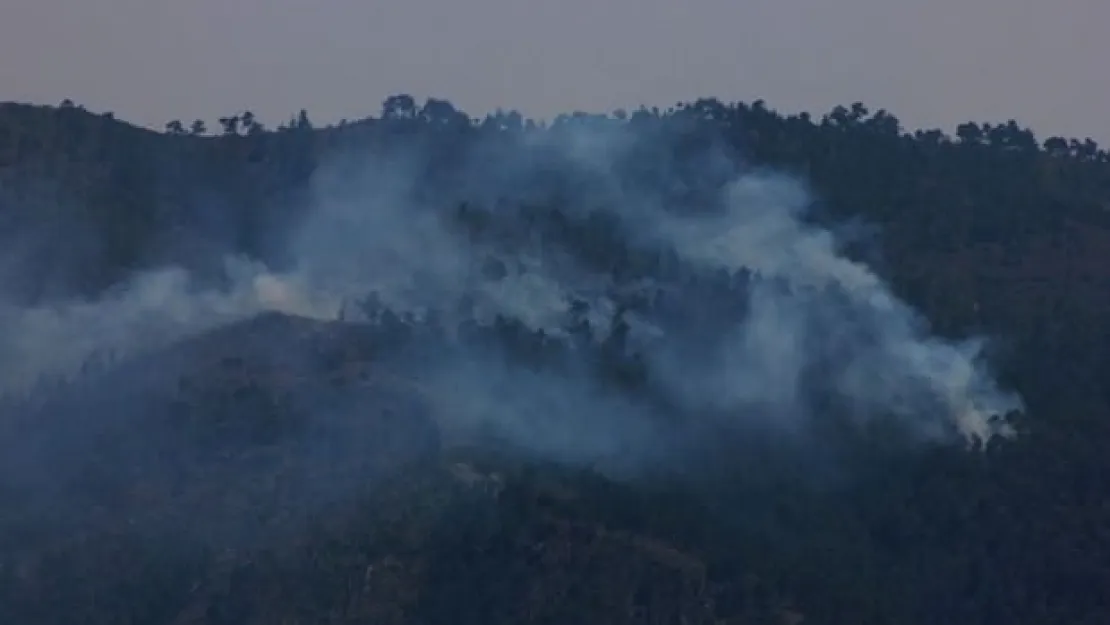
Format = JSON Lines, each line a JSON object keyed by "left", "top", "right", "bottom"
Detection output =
{"left": 867, "top": 109, "right": 901, "bottom": 135}
{"left": 420, "top": 97, "right": 468, "bottom": 127}
{"left": 218, "top": 114, "right": 240, "bottom": 135}
{"left": 295, "top": 109, "right": 312, "bottom": 130}
{"left": 823, "top": 105, "right": 851, "bottom": 128}
{"left": 1077, "top": 138, "right": 1100, "bottom": 160}
{"left": 1044, "top": 136, "right": 1069, "bottom": 157}
{"left": 482, "top": 109, "right": 524, "bottom": 132}
{"left": 956, "top": 122, "right": 984, "bottom": 145}
{"left": 240, "top": 111, "right": 264, "bottom": 135}
{"left": 382, "top": 94, "right": 417, "bottom": 120}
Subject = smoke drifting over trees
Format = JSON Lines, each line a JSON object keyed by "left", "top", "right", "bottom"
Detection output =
{"left": 0, "top": 110, "right": 1020, "bottom": 447}
{"left": 0, "top": 96, "right": 1107, "bottom": 624}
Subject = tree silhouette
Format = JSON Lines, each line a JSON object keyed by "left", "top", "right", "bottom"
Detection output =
{"left": 218, "top": 114, "right": 240, "bottom": 135}
{"left": 382, "top": 94, "right": 417, "bottom": 120}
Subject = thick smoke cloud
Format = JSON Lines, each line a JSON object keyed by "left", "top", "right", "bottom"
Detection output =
{"left": 639, "top": 173, "right": 1023, "bottom": 443}
{"left": 0, "top": 114, "right": 1023, "bottom": 477}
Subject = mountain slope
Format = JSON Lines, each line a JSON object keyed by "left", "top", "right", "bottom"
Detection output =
{"left": 1, "top": 98, "right": 1110, "bottom": 624}
{"left": 0, "top": 312, "right": 802, "bottom": 625}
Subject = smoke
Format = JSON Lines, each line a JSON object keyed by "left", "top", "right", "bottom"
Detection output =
{"left": 0, "top": 258, "right": 336, "bottom": 392}
{"left": 638, "top": 172, "right": 1024, "bottom": 444}
{"left": 0, "top": 113, "right": 1023, "bottom": 476}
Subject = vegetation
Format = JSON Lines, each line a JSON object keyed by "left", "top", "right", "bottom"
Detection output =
{"left": 1, "top": 95, "right": 1110, "bottom": 624}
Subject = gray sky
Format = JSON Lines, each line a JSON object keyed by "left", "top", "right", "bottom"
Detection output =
{"left": 2, "top": 0, "right": 1107, "bottom": 142}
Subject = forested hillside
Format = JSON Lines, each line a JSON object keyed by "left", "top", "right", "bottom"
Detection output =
{"left": 0, "top": 95, "right": 1109, "bottom": 625}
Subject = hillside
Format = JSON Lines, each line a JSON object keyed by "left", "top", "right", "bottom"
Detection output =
{"left": 0, "top": 312, "right": 793, "bottom": 625}
{"left": 0, "top": 96, "right": 1109, "bottom": 624}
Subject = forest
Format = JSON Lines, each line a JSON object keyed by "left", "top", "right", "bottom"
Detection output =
{"left": 0, "top": 95, "right": 1108, "bottom": 625}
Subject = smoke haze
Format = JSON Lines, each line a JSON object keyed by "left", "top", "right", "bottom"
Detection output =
{"left": 0, "top": 114, "right": 1024, "bottom": 481}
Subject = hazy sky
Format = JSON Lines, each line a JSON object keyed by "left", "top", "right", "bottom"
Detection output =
{"left": 2, "top": 0, "right": 1107, "bottom": 141}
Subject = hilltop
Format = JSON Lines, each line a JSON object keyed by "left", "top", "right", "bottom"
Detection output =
{"left": 0, "top": 96, "right": 1109, "bottom": 624}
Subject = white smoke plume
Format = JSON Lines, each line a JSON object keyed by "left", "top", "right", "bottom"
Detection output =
{"left": 645, "top": 174, "right": 1023, "bottom": 443}
{"left": 0, "top": 114, "right": 1022, "bottom": 458}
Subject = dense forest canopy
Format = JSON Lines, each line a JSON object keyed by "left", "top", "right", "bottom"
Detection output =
{"left": 0, "top": 95, "right": 1108, "bottom": 624}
